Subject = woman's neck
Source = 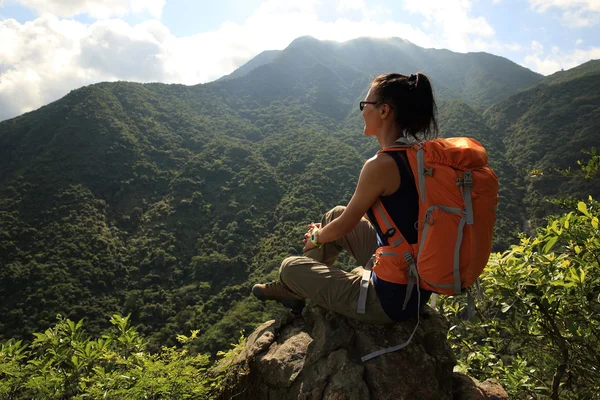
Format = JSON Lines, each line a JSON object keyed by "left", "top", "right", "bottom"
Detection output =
{"left": 376, "top": 127, "right": 402, "bottom": 149}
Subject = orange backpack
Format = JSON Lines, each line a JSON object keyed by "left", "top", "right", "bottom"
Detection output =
{"left": 359, "top": 137, "right": 498, "bottom": 361}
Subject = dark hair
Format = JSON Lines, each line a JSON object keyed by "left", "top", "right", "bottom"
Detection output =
{"left": 370, "top": 72, "right": 438, "bottom": 141}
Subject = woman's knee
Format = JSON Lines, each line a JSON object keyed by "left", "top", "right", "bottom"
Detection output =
{"left": 323, "top": 205, "right": 345, "bottom": 224}
{"left": 279, "top": 256, "right": 306, "bottom": 283}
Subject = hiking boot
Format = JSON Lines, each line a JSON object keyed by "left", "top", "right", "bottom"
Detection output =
{"left": 252, "top": 281, "right": 305, "bottom": 313}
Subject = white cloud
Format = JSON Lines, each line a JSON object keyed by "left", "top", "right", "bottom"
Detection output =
{"left": 402, "top": 0, "right": 496, "bottom": 53}
{"left": 471, "top": 38, "right": 522, "bottom": 52}
{"left": 337, "top": 0, "right": 365, "bottom": 12}
{"left": 529, "top": 0, "right": 600, "bottom": 26}
{"left": 529, "top": 0, "right": 600, "bottom": 13}
{"left": 531, "top": 40, "right": 544, "bottom": 54}
{"left": 0, "top": 0, "right": 564, "bottom": 121}
{"left": 0, "top": 15, "right": 174, "bottom": 120}
{"left": 13, "top": 0, "right": 165, "bottom": 18}
{"left": 524, "top": 42, "right": 600, "bottom": 74}
{"left": 0, "top": 0, "right": 440, "bottom": 120}
{"left": 562, "top": 9, "right": 600, "bottom": 26}
{"left": 576, "top": 38, "right": 584, "bottom": 45}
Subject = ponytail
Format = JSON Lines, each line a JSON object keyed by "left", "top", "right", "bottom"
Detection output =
{"left": 370, "top": 72, "right": 438, "bottom": 141}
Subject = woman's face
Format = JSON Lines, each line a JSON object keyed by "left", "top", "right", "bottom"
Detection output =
{"left": 362, "top": 87, "right": 381, "bottom": 137}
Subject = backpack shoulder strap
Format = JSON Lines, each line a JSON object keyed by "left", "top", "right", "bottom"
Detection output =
{"left": 380, "top": 144, "right": 426, "bottom": 204}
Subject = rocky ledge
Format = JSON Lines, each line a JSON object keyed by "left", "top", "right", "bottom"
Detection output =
{"left": 216, "top": 304, "right": 508, "bottom": 400}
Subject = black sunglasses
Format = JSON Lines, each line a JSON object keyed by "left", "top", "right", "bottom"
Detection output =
{"left": 359, "top": 101, "right": 380, "bottom": 111}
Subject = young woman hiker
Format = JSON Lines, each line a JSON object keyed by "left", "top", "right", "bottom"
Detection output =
{"left": 252, "top": 72, "right": 438, "bottom": 324}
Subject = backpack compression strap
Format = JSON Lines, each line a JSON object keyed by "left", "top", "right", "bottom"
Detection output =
{"left": 370, "top": 199, "right": 419, "bottom": 310}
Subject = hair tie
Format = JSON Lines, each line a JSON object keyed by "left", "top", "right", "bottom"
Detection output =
{"left": 409, "top": 73, "right": 419, "bottom": 87}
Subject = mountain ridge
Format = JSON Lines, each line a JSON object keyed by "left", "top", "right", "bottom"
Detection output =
{"left": 220, "top": 35, "right": 543, "bottom": 109}
{"left": 0, "top": 35, "right": 598, "bottom": 361}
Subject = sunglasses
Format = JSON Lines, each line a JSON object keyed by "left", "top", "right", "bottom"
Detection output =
{"left": 359, "top": 101, "right": 380, "bottom": 111}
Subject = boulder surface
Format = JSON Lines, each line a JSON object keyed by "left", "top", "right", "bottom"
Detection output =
{"left": 217, "top": 304, "right": 508, "bottom": 400}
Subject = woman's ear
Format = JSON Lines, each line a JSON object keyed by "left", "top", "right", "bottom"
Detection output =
{"left": 380, "top": 103, "right": 391, "bottom": 119}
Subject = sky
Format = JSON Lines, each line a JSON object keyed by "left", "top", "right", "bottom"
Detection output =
{"left": 0, "top": 0, "right": 599, "bottom": 121}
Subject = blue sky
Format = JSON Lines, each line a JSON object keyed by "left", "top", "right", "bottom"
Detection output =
{"left": 0, "top": 0, "right": 599, "bottom": 121}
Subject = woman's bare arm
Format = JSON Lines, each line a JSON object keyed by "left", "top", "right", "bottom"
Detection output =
{"left": 310, "top": 153, "right": 398, "bottom": 246}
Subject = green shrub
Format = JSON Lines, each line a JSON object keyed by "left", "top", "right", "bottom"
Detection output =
{"left": 441, "top": 197, "right": 600, "bottom": 399}
{"left": 0, "top": 314, "right": 238, "bottom": 399}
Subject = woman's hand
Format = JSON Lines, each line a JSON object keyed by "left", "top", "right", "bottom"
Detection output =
{"left": 303, "top": 222, "right": 321, "bottom": 252}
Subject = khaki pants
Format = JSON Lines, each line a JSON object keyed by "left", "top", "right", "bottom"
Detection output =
{"left": 279, "top": 206, "right": 394, "bottom": 324}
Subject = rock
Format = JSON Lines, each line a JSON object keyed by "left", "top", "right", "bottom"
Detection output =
{"left": 215, "top": 304, "right": 508, "bottom": 400}
{"left": 452, "top": 372, "right": 509, "bottom": 400}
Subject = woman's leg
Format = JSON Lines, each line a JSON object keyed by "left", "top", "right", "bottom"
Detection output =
{"left": 278, "top": 206, "right": 391, "bottom": 324}
{"left": 279, "top": 256, "right": 393, "bottom": 324}
{"left": 304, "top": 205, "right": 378, "bottom": 268}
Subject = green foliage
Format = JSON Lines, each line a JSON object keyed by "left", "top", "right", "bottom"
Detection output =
{"left": 441, "top": 197, "right": 600, "bottom": 399}
{"left": 484, "top": 70, "right": 600, "bottom": 233}
{"left": 557, "top": 148, "right": 599, "bottom": 179}
{"left": 0, "top": 314, "right": 238, "bottom": 399}
{"left": 540, "top": 60, "right": 600, "bottom": 87}
{"left": 0, "top": 36, "right": 597, "bottom": 398}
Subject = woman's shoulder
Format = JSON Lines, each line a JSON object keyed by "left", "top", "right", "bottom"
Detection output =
{"left": 366, "top": 152, "right": 398, "bottom": 170}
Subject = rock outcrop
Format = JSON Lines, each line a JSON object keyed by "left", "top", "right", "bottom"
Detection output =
{"left": 216, "top": 304, "right": 509, "bottom": 399}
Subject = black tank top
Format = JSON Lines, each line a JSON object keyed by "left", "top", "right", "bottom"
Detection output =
{"left": 367, "top": 151, "right": 419, "bottom": 245}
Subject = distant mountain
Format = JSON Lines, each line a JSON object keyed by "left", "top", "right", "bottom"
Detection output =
{"left": 484, "top": 61, "right": 600, "bottom": 172}
{"left": 539, "top": 59, "right": 600, "bottom": 86}
{"left": 218, "top": 50, "right": 281, "bottom": 81}
{"left": 0, "top": 35, "right": 595, "bottom": 358}
{"left": 484, "top": 60, "right": 600, "bottom": 227}
{"left": 222, "top": 36, "right": 543, "bottom": 109}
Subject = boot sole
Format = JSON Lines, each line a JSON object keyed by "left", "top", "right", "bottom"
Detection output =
{"left": 252, "top": 285, "right": 305, "bottom": 312}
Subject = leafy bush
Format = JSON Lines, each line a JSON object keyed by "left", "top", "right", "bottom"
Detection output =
{"left": 0, "top": 314, "right": 239, "bottom": 399}
{"left": 441, "top": 197, "right": 600, "bottom": 399}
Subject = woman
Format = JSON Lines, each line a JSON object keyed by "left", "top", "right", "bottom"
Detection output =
{"left": 253, "top": 72, "right": 437, "bottom": 324}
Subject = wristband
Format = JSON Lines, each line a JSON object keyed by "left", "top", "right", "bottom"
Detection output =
{"left": 310, "top": 228, "right": 323, "bottom": 248}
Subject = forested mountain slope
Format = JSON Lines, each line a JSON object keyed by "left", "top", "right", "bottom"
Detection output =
{"left": 224, "top": 36, "right": 543, "bottom": 109}
{"left": 484, "top": 59, "right": 600, "bottom": 226}
{"left": 0, "top": 36, "right": 596, "bottom": 359}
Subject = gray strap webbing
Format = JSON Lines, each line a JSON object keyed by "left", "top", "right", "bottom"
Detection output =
{"left": 467, "top": 290, "right": 476, "bottom": 321}
{"left": 429, "top": 293, "right": 438, "bottom": 308}
{"left": 463, "top": 171, "right": 474, "bottom": 225}
{"left": 402, "top": 252, "right": 418, "bottom": 310}
{"left": 475, "top": 279, "right": 482, "bottom": 298}
{"left": 357, "top": 256, "right": 374, "bottom": 314}
{"left": 393, "top": 137, "right": 413, "bottom": 146}
{"left": 418, "top": 206, "right": 460, "bottom": 259}
{"left": 375, "top": 201, "right": 393, "bottom": 232}
{"left": 417, "top": 216, "right": 430, "bottom": 259}
{"left": 454, "top": 213, "right": 467, "bottom": 294}
{"left": 422, "top": 279, "right": 455, "bottom": 289}
{"left": 375, "top": 201, "right": 404, "bottom": 247}
{"left": 361, "top": 272, "right": 421, "bottom": 362}
{"left": 434, "top": 205, "right": 462, "bottom": 214}
{"left": 375, "top": 201, "right": 403, "bottom": 248}
{"left": 390, "top": 237, "right": 404, "bottom": 248}
{"left": 416, "top": 148, "right": 426, "bottom": 203}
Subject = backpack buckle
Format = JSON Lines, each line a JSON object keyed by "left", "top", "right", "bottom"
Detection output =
{"left": 463, "top": 171, "right": 473, "bottom": 187}
{"left": 384, "top": 228, "right": 396, "bottom": 238}
{"left": 456, "top": 172, "right": 473, "bottom": 187}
